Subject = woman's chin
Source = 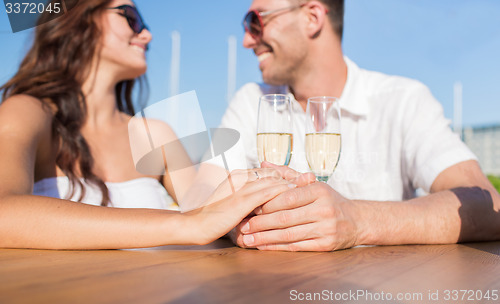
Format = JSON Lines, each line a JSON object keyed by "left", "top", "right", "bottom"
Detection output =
{"left": 116, "top": 66, "right": 147, "bottom": 82}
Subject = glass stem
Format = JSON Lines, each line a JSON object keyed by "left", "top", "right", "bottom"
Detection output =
{"left": 316, "top": 176, "right": 329, "bottom": 183}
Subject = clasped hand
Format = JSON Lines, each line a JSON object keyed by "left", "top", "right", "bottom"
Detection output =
{"left": 231, "top": 162, "right": 360, "bottom": 251}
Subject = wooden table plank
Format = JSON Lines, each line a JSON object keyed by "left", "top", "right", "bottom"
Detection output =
{"left": 1, "top": 240, "right": 500, "bottom": 304}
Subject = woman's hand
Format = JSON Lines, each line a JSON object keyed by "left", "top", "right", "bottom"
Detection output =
{"left": 203, "top": 168, "right": 283, "bottom": 206}
{"left": 183, "top": 169, "right": 296, "bottom": 245}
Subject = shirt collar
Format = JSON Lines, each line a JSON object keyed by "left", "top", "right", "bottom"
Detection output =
{"left": 337, "top": 57, "right": 369, "bottom": 117}
{"left": 282, "top": 57, "right": 369, "bottom": 118}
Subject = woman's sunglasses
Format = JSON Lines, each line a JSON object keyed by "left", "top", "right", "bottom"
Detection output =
{"left": 242, "top": 4, "right": 304, "bottom": 40}
{"left": 108, "top": 5, "right": 148, "bottom": 34}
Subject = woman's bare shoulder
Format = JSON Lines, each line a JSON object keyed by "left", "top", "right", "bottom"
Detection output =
{"left": 0, "top": 94, "right": 54, "bottom": 136}
{"left": 127, "top": 116, "right": 178, "bottom": 142}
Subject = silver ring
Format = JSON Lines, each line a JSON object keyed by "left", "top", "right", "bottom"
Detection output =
{"left": 254, "top": 171, "right": 260, "bottom": 179}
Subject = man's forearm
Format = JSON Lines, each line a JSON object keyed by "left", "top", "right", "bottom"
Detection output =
{"left": 355, "top": 188, "right": 500, "bottom": 246}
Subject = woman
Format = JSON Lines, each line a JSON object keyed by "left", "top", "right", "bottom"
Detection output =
{"left": 0, "top": 0, "right": 294, "bottom": 249}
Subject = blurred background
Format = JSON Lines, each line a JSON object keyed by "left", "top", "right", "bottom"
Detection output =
{"left": 1, "top": 0, "right": 499, "bottom": 182}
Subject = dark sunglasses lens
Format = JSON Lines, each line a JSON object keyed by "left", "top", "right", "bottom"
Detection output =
{"left": 244, "top": 11, "right": 261, "bottom": 38}
{"left": 124, "top": 6, "right": 146, "bottom": 33}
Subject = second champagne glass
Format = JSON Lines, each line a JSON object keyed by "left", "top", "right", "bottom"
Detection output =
{"left": 305, "top": 96, "right": 341, "bottom": 182}
{"left": 256, "top": 94, "right": 293, "bottom": 166}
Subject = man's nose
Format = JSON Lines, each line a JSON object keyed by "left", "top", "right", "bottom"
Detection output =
{"left": 242, "top": 31, "right": 258, "bottom": 49}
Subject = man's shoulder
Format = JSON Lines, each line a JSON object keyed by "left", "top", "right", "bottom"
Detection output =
{"left": 345, "top": 58, "right": 428, "bottom": 97}
{"left": 358, "top": 67, "right": 428, "bottom": 96}
{"left": 344, "top": 59, "right": 438, "bottom": 116}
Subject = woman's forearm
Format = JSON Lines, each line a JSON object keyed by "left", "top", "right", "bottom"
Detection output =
{"left": 0, "top": 194, "right": 193, "bottom": 249}
{"left": 0, "top": 175, "right": 293, "bottom": 250}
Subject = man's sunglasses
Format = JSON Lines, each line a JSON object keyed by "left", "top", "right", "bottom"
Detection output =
{"left": 242, "top": 4, "right": 304, "bottom": 40}
{"left": 108, "top": 5, "right": 148, "bottom": 34}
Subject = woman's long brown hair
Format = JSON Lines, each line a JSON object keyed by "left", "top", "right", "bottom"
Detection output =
{"left": 0, "top": 0, "right": 147, "bottom": 205}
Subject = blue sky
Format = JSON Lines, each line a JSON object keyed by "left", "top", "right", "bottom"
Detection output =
{"left": 1, "top": 0, "right": 499, "bottom": 129}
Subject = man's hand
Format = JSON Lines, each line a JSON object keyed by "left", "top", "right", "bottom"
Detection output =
{"left": 231, "top": 163, "right": 360, "bottom": 251}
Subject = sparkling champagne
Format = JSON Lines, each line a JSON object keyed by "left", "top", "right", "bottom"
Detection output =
{"left": 305, "top": 133, "right": 341, "bottom": 182}
{"left": 257, "top": 133, "right": 293, "bottom": 166}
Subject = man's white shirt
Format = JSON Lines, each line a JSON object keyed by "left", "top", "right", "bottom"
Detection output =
{"left": 206, "top": 57, "right": 476, "bottom": 201}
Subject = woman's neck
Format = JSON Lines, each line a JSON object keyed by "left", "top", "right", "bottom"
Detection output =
{"left": 81, "top": 66, "right": 126, "bottom": 130}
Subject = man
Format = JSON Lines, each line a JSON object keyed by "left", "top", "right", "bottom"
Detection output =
{"left": 184, "top": 0, "right": 500, "bottom": 251}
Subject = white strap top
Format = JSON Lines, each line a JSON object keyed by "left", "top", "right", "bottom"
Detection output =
{"left": 33, "top": 176, "right": 178, "bottom": 210}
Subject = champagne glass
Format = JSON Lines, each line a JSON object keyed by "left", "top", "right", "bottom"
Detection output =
{"left": 256, "top": 94, "right": 293, "bottom": 166}
{"left": 305, "top": 96, "right": 341, "bottom": 182}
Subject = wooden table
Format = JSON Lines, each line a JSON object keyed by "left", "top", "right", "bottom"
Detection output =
{"left": 1, "top": 240, "right": 500, "bottom": 304}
